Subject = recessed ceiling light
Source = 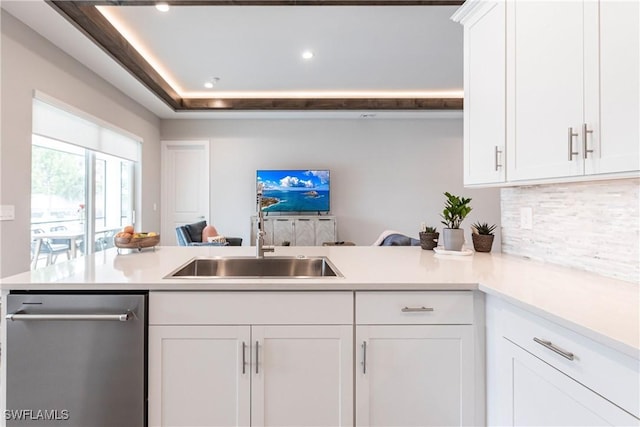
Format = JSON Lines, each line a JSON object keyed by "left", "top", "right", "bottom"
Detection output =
{"left": 204, "top": 77, "right": 220, "bottom": 89}
{"left": 155, "top": 3, "right": 170, "bottom": 12}
{"left": 302, "top": 51, "right": 314, "bottom": 60}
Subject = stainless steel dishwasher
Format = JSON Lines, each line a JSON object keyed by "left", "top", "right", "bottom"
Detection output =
{"left": 5, "top": 293, "right": 147, "bottom": 427}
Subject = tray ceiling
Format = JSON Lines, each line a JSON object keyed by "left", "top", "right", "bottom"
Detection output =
{"left": 4, "top": 1, "right": 464, "bottom": 115}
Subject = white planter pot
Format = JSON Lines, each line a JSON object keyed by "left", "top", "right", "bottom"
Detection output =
{"left": 442, "top": 228, "right": 464, "bottom": 251}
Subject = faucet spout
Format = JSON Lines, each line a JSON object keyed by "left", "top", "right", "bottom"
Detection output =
{"left": 256, "top": 187, "right": 275, "bottom": 258}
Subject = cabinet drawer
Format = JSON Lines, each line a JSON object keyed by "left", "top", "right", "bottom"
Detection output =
{"left": 356, "top": 291, "right": 473, "bottom": 325}
{"left": 150, "top": 291, "right": 352, "bottom": 325}
{"left": 503, "top": 304, "right": 640, "bottom": 418}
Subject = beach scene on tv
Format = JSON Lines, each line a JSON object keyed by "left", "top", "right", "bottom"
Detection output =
{"left": 257, "top": 170, "right": 330, "bottom": 212}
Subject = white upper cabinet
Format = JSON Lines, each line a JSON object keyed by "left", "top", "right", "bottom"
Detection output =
{"left": 506, "top": 0, "right": 586, "bottom": 181}
{"left": 507, "top": 0, "right": 639, "bottom": 182}
{"left": 454, "top": 0, "right": 639, "bottom": 186}
{"left": 453, "top": 1, "right": 506, "bottom": 185}
{"left": 584, "top": 0, "right": 640, "bottom": 175}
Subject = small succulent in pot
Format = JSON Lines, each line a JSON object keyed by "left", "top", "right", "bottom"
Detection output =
{"left": 419, "top": 224, "right": 439, "bottom": 250}
{"left": 421, "top": 225, "right": 437, "bottom": 234}
{"left": 471, "top": 221, "right": 497, "bottom": 252}
{"left": 471, "top": 222, "right": 497, "bottom": 235}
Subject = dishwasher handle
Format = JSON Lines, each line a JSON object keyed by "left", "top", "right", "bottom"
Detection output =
{"left": 6, "top": 312, "right": 132, "bottom": 322}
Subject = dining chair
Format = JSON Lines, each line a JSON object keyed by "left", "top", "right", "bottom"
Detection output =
{"left": 31, "top": 230, "right": 71, "bottom": 268}
{"left": 49, "top": 225, "right": 75, "bottom": 251}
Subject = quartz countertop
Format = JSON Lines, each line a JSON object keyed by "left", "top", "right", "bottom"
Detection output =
{"left": 2, "top": 246, "right": 638, "bottom": 357}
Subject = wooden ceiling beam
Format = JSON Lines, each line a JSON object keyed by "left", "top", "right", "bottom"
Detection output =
{"left": 48, "top": 0, "right": 183, "bottom": 110}
{"left": 182, "top": 98, "right": 463, "bottom": 110}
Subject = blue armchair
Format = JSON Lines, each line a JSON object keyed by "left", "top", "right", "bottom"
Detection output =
{"left": 176, "top": 221, "right": 242, "bottom": 246}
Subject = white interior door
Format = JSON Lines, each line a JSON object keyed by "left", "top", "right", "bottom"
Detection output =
{"left": 161, "top": 140, "right": 210, "bottom": 245}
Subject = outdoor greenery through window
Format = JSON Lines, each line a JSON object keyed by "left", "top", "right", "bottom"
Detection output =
{"left": 30, "top": 96, "right": 139, "bottom": 269}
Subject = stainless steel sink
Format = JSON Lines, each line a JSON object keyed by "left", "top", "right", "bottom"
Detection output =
{"left": 165, "top": 256, "right": 343, "bottom": 279}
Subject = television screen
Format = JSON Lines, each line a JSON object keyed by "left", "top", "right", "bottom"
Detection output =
{"left": 257, "top": 169, "right": 330, "bottom": 213}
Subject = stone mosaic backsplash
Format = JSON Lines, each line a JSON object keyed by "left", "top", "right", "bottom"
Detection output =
{"left": 500, "top": 178, "right": 639, "bottom": 283}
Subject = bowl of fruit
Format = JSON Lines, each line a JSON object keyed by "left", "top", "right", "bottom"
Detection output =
{"left": 114, "top": 226, "right": 160, "bottom": 251}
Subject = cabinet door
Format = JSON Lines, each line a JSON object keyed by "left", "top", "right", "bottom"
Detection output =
{"left": 272, "top": 218, "right": 293, "bottom": 246}
{"left": 584, "top": 0, "right": 640, "bottom": 175}
{"left": 315, "top": 218, "right": 336, "bottom": 245}
{"left": 507, "top": 0, "right": 585, "bottom": 180}
{"left": 499, "top": 338, "right": 639, "bottom": 426}
{"left": 356, "top": 325, "right": 474, "bottom": 427}
{"left": 148, "top": 326, "right": 251, "bottom": 427}
{"left": 252, "top": 325, "right": 353, "bottom": 427}
{"left": 262, "top": 217, "right": 274, "bottom": 246}
{"left": 463, "top": 1, "right": 506, "bottom": 185}
{"left": 294, "top": 218, "right": 315, "bottom": 246}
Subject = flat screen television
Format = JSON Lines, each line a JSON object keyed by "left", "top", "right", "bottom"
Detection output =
{"left": 257, "top": 169, "right": 330, "bottom": 213}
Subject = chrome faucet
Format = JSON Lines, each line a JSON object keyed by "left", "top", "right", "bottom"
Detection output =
{"left": 256, "top": 187, "right": 275, "bottom": 258}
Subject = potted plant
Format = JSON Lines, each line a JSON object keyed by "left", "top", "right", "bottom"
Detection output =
{"left": 440, "top": 192, "right": 472, "bottom": 251}
{"left": 471, "top": 222, "right": 497, "bottom": 252}
{"left": 418, "top": 225, "right": 439, "bottom": 250}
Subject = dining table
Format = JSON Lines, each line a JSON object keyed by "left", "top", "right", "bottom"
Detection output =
{"left": 31, "top": 226, "right": 121, "bottom": 269}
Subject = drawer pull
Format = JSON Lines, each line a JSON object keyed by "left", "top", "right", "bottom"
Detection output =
{"left": 533, "top": 337, "right": 575, "bottom": 361}
{"left": 401, "top": 306, "right": 434, "bottom": 313}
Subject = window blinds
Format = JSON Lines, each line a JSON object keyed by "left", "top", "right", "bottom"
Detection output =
{"left": 32, "top": 97, "right": 141, "bottom": 162}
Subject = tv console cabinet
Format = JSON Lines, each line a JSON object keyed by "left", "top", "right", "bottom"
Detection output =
{"left": 250, "top": 215, "right": 336, "bottom": 246}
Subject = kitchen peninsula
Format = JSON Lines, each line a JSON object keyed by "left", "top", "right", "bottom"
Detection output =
{"left": 1, "top": 246, "right": 638, "bottom": 426}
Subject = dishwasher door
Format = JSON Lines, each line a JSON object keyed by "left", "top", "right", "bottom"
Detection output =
{"left": 6, "top": 293, "right": 146, "bottom": 427}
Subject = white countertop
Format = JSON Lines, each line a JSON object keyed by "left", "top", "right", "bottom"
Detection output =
{"left": 2, "top": 246, "right": 638, "bottom": 357}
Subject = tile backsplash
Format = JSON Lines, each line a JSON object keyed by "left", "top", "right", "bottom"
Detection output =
{"left": 500, "top": 178, "right": 639, "bottom": 283}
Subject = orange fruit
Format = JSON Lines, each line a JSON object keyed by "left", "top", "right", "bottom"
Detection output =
{"left": 123, "top": 225, "right": 134, "bottom": 234}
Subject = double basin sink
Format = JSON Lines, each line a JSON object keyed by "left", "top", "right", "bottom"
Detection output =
{"left": 165, "top": 256, "right": 343, "bottom": 279}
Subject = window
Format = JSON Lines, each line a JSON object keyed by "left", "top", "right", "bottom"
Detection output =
{"left": 30, "top": 96, "right": 140, "bottom": 269}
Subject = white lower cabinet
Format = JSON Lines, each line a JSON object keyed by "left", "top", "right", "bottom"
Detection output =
{"left": 356, "top": 325, "right": 474, "bottom": 427}
{"left": 149, "top": 290, "right": 481, "bottom": 427}
{"left": 486, "top": 295, "right": 640, "bottom": 427}
{"left": 148, "top": 292, "right": 353, "bottom": 427}
{"left": 251, "top": 325, "right": 352, "bottom": 427}
{"left": 149, "top": 325, "right": 251, "bottom": 427}
{"left": 355, "top": 291, "right": 479, "bottom": 427}
{"left": 499, "top": 338, "right": 638, "bottom": 427}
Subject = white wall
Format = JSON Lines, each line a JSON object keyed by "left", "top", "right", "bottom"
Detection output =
{"left": 0, "top": 11, "right": 161, "bottom": 277}
{"left": 160, "top": 118, "right": 502, "bottom": 247}
{"left": 501, "top": 178, "right": 639, "bottom": 283}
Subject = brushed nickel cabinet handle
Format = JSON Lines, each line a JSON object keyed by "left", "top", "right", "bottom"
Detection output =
{"left": 568, "top": 127, "right": 579, "bottom": 161}
{"left": 533, "top": 337, "right": 575, "bottom": 361}
{"left": 361, "top": 341, "right": 367, "bottom": 374}
{"left": 401, "top": 306, "right": 434, "bottom": 313}
{"left": 242, "top": 341, "right": 247, "bottom": 375}
{"left": 583, "top": 123, "right": 594, "bottom": 159}
{"left": 494, "top": 146, "right": 503, "bottom": 171}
